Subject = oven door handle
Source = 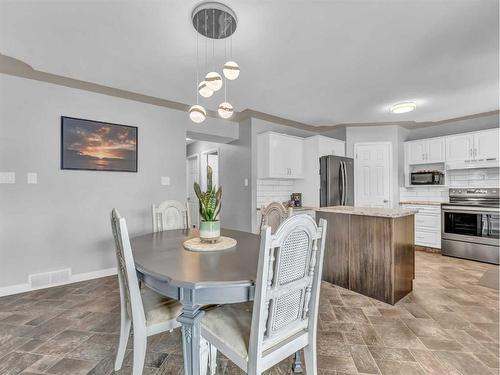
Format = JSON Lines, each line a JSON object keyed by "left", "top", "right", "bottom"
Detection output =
{"left": 442, "top": 205, "right": 500, "bottom": 214}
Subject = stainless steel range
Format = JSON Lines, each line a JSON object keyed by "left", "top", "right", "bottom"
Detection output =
{"left": 441, "top": 188, "right": 499, "bottom": 264}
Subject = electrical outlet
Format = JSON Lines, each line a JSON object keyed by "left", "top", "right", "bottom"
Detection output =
{"left": 27, "top": 173, "right": 37, "bottom": 184}
{"left": 161, "top": 176, "right": 171, "bottom": 186}
{"left": 0, "top": 172, "right": 15, "bottom": 184}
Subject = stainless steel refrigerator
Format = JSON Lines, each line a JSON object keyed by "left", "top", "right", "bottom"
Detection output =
{"left": 320, "top": 155, "right": 354, "bottom": 207}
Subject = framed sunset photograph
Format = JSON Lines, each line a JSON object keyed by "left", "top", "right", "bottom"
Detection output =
{"left": 61, "top": 116, "right": 138, "bottom": 172}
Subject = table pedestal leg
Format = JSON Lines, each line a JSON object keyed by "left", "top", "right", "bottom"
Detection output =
{"left": 292, "top": 350, "right": 304, "bottom": 373}
{"left": 178, "top": 304, "right": 204, "bottom": 375}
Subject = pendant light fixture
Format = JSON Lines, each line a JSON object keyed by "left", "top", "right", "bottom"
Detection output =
{"left": 189, "top": 3, "right": 238, "bottom": 123}
{"left": 205, "top": 9, "right": 223, "bottom": 92}
{"left": 223, "top": 20, "right": 239, "bottom": 80}
{"left": 189, "top": 12, "right": 206, "bottom": 123}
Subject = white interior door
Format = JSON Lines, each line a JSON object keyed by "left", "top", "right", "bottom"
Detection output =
{"left": 186, "top": 154, "right": 199, "bottom": 228}
{"left": 354, "top": 142, "right": 392, "bottom": 208}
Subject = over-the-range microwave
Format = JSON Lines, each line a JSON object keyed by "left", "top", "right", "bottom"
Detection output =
{"left": 410, "top": 171, "right": 444, "bottom": 185}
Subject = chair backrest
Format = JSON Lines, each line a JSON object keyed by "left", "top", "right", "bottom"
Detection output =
{"left": 152, "top": 200, "right": 191, "bottom": 232}
{"left": 249, "top": 214, "right": 327, "bottom": 356}
{"left": 111, "top": 209, "right": 145, "bottom": 325}
{"left": 260, "top": 202, "right": 291, "bottom": 234}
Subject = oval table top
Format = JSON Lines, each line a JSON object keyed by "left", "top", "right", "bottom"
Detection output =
{"left": 131, "top": 228, "right": 260, "bottom": 289}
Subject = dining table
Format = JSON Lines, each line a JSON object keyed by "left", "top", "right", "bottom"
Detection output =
{"left": 131, "top": 227, "right": 303, "bottom": 375}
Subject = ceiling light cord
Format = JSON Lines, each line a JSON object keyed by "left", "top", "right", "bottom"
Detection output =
{"left": 196, "top": 13, "right": 199, "bottom": 105}
{"left": 212, "top": 9, "right": 215, "bottom": 71}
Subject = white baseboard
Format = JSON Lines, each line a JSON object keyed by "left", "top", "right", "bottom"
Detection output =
{"left": 0, "top": 267, "right": 117, "bottom": 297}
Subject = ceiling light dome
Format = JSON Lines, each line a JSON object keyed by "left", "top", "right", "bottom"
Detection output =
{"left": 198, "top": 81, "right": 213, "bottom": 98}
{"left": 205, "top": 71, "right": 223, "bottom": 91}
{"left": 223, "top": 61, "right": 240, "bottom": 80}
{"left": 390, "top": 101, "right": 416, "bottom": 114}
{"left": 189, "top": 105, "right": 206, "bottom": 123}
{"left": 218, "top": 102, "right": 234, "bottom": 119}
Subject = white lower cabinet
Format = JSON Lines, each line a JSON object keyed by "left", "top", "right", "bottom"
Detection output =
{"left": 402, "top": 204, "right": 441, "bottom": 249}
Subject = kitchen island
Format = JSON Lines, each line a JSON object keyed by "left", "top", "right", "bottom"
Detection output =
{"left": 316, "top": 206, "right": 416, "bottom": 305}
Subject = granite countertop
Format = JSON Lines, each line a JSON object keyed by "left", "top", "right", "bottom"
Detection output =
{"left": 315, "top": 206, "right": 417, "bottom": 218}
{"left": 399, "top": 200, "right": 447, "bottom": 206}
{"left": 256, "top": 206, "right": 317, "bottom": 211}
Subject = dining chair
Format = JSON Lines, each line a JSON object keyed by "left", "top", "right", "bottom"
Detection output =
{"left": 259, "top": 202, "right": 292, "bottom": 234}
{"left": 152, "top": 200, "right": 191, "bottom": 232}
{"left": 201, "top": 214, "right": 327, "bottom": 375}
{"left": 111, "top": 209, "right": 184, "bottom": 374}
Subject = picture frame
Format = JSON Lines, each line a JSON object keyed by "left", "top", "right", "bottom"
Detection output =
{"left": 61, "top": 116, "right": 138, "bottom": 172}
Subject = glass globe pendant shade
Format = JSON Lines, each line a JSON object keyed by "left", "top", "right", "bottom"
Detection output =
{"left": 205, "top": 71, "right": 223, "bottom": 91}
{"left": 189, "top": 105, "right": 206, "bottom": 123}
{"left": 223, "top": 61, "right": 240, "bottom": 80}
{"left": 198, "top": 81, "right": 213, "bottom": 98}
{"left": 218, "top": 102, "right": 234, "bottom": 119}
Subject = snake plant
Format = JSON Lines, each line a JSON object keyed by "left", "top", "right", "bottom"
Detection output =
{"left": 194, "top": 166, "right": 222, "bottom": 222}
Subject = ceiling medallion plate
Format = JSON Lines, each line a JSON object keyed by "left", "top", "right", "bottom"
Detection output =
{"left": 192, "top": 2, "right": 237, "bottom": 39}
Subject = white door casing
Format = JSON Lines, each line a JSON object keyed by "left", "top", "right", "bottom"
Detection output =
{"left": 354, "top": 142, "right": 393, "bottom": 208}
{"left": 186, "top": 154, "right": 200, "bottom": 228}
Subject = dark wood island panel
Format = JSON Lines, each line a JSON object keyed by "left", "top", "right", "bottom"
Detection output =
{"left": 318, "top": 210, "right": 415, "bottom": 305}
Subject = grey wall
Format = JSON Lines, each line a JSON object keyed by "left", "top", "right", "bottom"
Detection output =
{"left": 345, "top": 125, "right": 404, "bottom": 206}
{"left": 0, "top": 74, "right": 190, "bottom": 288}
{"left": 186, "top": 120, "right": 252, "bottom": 232}
{"left": 407, "top": 113, "right": 499, "bottom": 140}
{"left": 320, "top": 127, "right": 347, "bottom": 141}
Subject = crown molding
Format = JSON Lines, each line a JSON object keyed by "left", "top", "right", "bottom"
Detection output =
{"left": 1, "top": 53, "right": 497, "bottom": 132}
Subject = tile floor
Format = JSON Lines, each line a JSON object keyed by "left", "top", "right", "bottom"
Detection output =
{"left": 0, "top": 251, "right": 498, "bottom": 375}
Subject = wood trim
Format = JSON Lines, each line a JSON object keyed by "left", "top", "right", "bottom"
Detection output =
{"left": 2, "top": 53, "right": 497, "bottom": 132}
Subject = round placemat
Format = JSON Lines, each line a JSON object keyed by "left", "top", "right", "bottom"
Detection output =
{"left": 183, "top": 236, "right": 237, "bottom": 252}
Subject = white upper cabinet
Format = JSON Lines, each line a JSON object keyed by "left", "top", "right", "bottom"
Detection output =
{"left": 426, "top": 137, "right": 445, "bottom": 163}
{"left": 445, "top": 129, "right": 499, "bottom": 162}
{"left": 317, "top": 136, "right": 345, "bottom": 157}
{"left": 474, "top": 128, "right": 499, "bottom": 161}
{"left": 445, "top": 134, "right": 474, "bottom": 162}
{"left": 406, "top": 140, "right": 427, "bottom": 164}
{"left": 257, "top": 132, "right": 304, "bottom": 179}
{"left": 406, "top": 137, "right": 445, "bottom": 164}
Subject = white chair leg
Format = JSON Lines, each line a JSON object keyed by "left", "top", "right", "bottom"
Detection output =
{"left": 132, "top": 329, "right": 147, "bottom": 375}
{"left": 303, "top": 342, "right": 317, "bottom": 375}
{"left": 209, "top": 344, "right": 217, "bottom": 375}
{"left": 114, "top": 317, "right": 131, "bottom": 371}
{"left": 200, "top": 337, "right": 210, "bottom": 375}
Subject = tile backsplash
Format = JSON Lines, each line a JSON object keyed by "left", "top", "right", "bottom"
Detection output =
{"left": 256, "top": 179, "right": 294, "bottom": 208}
{"left": 447, "top": 168, "right": 499, "bottom": 188}
{"left": 401, "top": 167, "right": 500, "bottom": 202}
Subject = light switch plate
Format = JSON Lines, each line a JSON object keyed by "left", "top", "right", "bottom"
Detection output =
{"left": 27, "top": 173, "right": 38, "bottom": 184}
{"left": 161, "top": 176, "right": 171, "bottom": 186}
{"left": 244, "top": 178, "right": 249, "bottom": 187}
{"left": 0, "top": 172, "right": 15, "bottom": 184}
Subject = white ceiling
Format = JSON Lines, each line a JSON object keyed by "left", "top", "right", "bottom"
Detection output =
{"left": 1, "top": 0, "right": 498, "bottom": 126}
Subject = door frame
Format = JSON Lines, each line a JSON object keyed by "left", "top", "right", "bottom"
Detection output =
{"left": 353, "top": 142, "right": 393, "bottom": 207}
{"left": 200, "top": 147, "right": 220, "bottom": 189}
{"left": 186, "top": 153, "right": 200, "bottom": 227}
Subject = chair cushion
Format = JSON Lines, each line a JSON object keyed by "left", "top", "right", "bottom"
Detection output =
{"left": 201, "top": 302, "right": 253, "bottom": 360}
{"left": 141, "top": 288, "right": 183, "bottom": 326}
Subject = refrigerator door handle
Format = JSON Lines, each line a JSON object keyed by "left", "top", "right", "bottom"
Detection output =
{"left": 339, "top": 162, "right": 344, "bottom": 206}
{"left": 340, "top": 161, "right": 346, "bottom": 205}
{"left": 343, "top": 161, "right": 348, "bottom": 205}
